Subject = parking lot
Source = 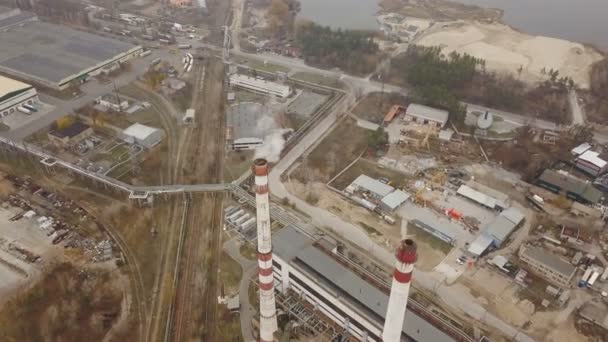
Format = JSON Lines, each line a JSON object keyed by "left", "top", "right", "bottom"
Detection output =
{"left": 2, "top": 101, "right": 55, "bottom": 132}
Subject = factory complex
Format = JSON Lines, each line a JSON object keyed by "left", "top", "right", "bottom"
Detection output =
{"left": 272, "top": 226, "right": 457, "bottom": 342}
{"left": 0, "top": 7, "right": 142, "bottom": 90}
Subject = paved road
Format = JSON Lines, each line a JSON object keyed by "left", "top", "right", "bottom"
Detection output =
{"left": 464, "top": 103, "right": 559, "bottom": 131}
{"left": 223, "top": 238, "right": 256, "bottom": 342}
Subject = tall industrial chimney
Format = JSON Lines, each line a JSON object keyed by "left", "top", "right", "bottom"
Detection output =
{"left": 382, "top": 239, "right": 417, "bottom": 342}
{"left": 253, "top": 158, "right": 278, "bottom": 341}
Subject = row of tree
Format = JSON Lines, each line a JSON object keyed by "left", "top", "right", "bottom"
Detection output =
{"left": 296, "top": 22, "right": 381, "bottom": 76}
{"left": 399, "top": 46, "right": 482, "bottom": 124}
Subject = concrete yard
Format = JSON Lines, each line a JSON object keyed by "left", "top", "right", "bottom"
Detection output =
{"left": 287, "top": 90, "right": 328, "bottom": 117}
{"left": 2, "top": 102, "right": 55, "bottom": 131}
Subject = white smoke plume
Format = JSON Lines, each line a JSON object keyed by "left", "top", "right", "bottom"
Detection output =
{"left": 254, "top": 129, "right": 290, "bottom": 163}
{"left": 251, "top": 102, "right": 292, "bottom": 163}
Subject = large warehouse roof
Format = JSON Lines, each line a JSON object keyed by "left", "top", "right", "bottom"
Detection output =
{"left": 457, "top": 184, "right": 497, "bottom": 209}
{"left": 0, "top": 75, "right": 31, "bottom": 99}
{"left": 0, "top": 11, "right": 140, "bottom": 86}
{"left": 273, "top": 227, "right": 455, "bottom": 342}
{"left": 538, "top": 170, "right": 602, "bottom": 204}
{"left": 485, "top": 207, "right": 524, "bottom": 247}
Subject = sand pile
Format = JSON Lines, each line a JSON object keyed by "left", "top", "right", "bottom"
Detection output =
{"left": 417, "top": 22, "right": 604, "bottom": 88}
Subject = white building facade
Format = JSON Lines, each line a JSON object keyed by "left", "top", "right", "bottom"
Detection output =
{"left": 229, "top": 74, "right": 291, "bottom": 98}
{"left": 121, "top": 123, "right": 164, "bottom": 148}
{"left": 0, "top": 75, "right": 38, "bottom": 117}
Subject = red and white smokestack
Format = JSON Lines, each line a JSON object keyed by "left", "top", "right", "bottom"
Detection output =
{"left": 253, "top": 158, "right": 278, "bottom": 341}
{"left": 382, "top": 239, "right": 417, "bottom": 342}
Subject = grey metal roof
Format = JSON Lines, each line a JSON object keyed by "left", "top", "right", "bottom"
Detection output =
{"left": 0, "top": 18, "right": 139, "bottom": 85}
{"left": 468, "top": 233, "right": 493, "bottom": 256}
{"left": 402, "top": 203, "right": 459, "bottom": 243}
{"left": 457, "top": 185, "right": 497, "bottom": 209}
{"left": 538, "top": 170, "right": 602, "bottom": 204}
{"left": 352, "top": 174, "right": 395, "bottom": 197}
{"left": 406, "top": 103, "right": 449, "bottom": 124}
{"left": 273, "top": 227, "right": 455, "bottom": 342}
{"left": 272, "top": 225, "right": 314, "bottom": 262}
{"left": 521, "top": 246, "right": 576, "bottom": 278}
{"left": 381, "top": 190, "right": 410, "bottom": 210}
{"left": 485, "top": 216, "right": 514, "bottom": 245}
{"left": 500, "top": 207, "right": 525, "bottom": 224}
{"left": 295, "top": 243, "right": 454, "bottom": 342}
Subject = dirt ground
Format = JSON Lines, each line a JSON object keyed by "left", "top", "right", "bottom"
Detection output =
{"left": 403, "top": 224, "right": 448, "bottom": 271}
{"left": 291, "top": 117, "right": 369, "bottom": 184}
{"left": 416, "top": 21, "right": 603, "bottom": 89}
{"left": 224, "top": 150, "right": 254, "bottom": 182}
{"left": 285, "top": 180, "right": 401, "bottom": 245}
{"left": 352, "top": 92, "right": 409, "bottom": 124}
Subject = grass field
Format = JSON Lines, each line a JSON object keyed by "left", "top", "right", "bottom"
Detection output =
{"left": 233, "top": 56, "right": 289, "bottom": 73}
{"left": 292, "top": 117, "right": 368, "bottom": 184}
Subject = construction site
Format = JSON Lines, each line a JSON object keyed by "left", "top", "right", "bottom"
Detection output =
{"left": 1, "top": 0, "right": 608, "bottom": 341}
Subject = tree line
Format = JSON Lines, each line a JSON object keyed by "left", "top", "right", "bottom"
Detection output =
{"left": 296, "top": 22, "right": 382, "bottom": 76}
{"left": 392, "top": 45, "right": 575, "bottom": 124}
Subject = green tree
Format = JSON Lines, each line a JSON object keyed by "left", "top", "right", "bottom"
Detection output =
{"left": 367, "top": 127, "right": 388, "bottom": 150}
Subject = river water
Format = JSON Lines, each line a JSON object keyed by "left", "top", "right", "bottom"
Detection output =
{"left": 298, "top": 0, "right": 379, "bottom": 30}
{"left": 299, "top": 0, "right": 608, "bottom": 51}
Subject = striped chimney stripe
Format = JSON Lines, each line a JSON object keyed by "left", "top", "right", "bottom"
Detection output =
{"left": 256, "top": 184, "right": 269, "bottom": 194}
{"left": 259, "top": 266, "right": 273, "bottom": 277}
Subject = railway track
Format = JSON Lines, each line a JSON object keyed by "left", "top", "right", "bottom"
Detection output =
{"left": 167, "top": 57, "right": 226, "bottom": 342}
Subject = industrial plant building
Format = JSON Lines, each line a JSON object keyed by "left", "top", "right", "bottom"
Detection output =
{"left": 403, "top": 103, "right": 449, "bottom": 130}
{"left": 272, "top": 226, "right": 457, "bottom": 342}
{"left": 536, "top": 169, "right": 602, "bottom": 205}
{"left": 229, "top": 74, "right": 291, "bottom": 98}
{"left": 47, "top": 122, "right": 93, "bottom": 147}
{"left": 468, "top": 207, "right": 525, "bottom": 256}
{"left": 345, "top": 175, "right": 410, "bottom": 212}
{"left": 575, "top": 150, "right": 608, "bottom": 177}
{"left": 401, "top": 203, "right": 459, "bottom": 245}
{"left": 518, "top": 245, "right": 577, "bottom": 288}
{"left": 121, "top": 123, "right": 164, "bottom": 148}
{"left": 0, "top": 75, "right": 38, "bottom": 117}
{"left": 0, "top": 8, "right": 142, "bottom": 90}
